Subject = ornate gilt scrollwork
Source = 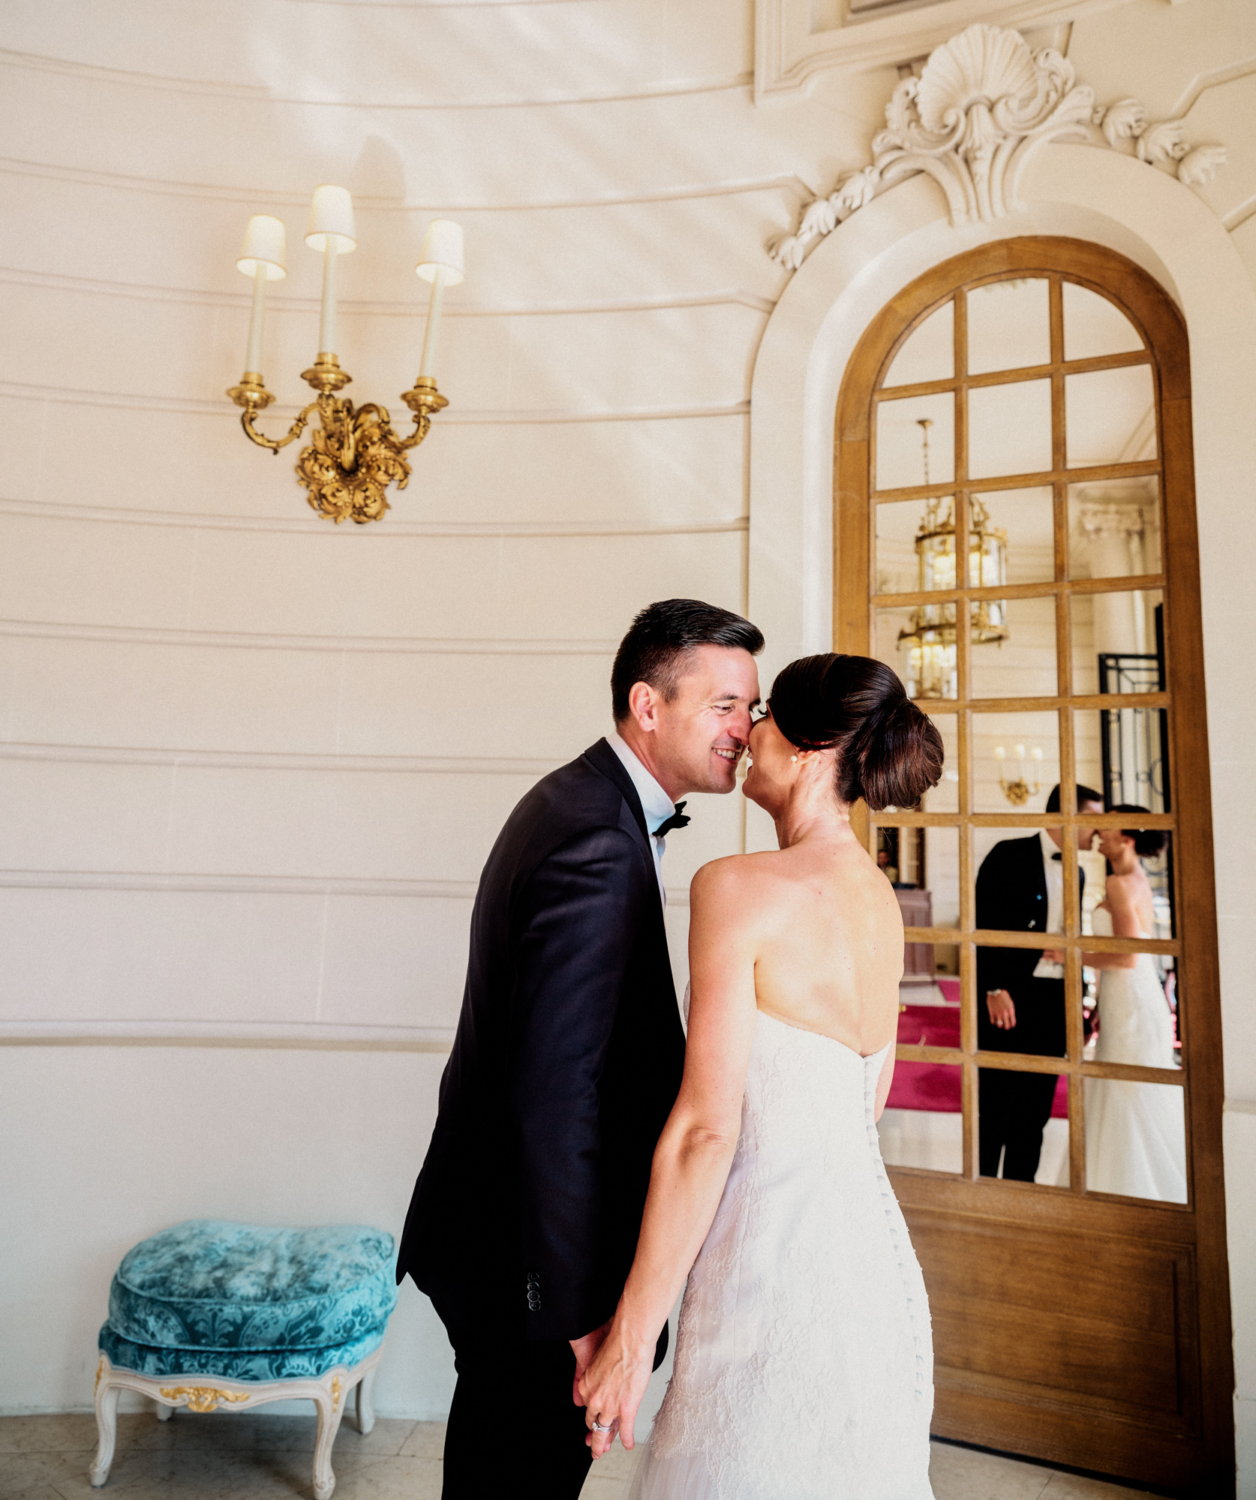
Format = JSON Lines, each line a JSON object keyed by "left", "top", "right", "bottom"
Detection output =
{"left": 159, "top": 1385, "right": 251, "bottom": 1413}
{"left": 227, "top": 356, "right": 449, "bottom": 526}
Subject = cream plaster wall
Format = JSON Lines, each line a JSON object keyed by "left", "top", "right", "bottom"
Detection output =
{"left": 0, "top": 0, "right": 1254, "bottom": 1480}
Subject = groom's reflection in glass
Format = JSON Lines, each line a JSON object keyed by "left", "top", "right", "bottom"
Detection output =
{"left": 976, "top": 784, "right": 1105, "bottom": 1181}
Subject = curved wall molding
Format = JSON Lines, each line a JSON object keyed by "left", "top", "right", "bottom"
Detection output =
{"left": 0, "top": 743, "right": 563, "bottom": 775}
{"left": 0, "top": 1019, "right": 457, "bottom": 1051}
{"left": 0, "top": 380, "right": 750, "bottom": 424}
{"left": 0, "top": 155, "right": 813, "bottom": 214}
{"left": 0, "top": 620, "right": 620, "bottom": 655}
{"left": 0, "top": 497, "right": 748, "bottom": 538}
{"left": 0, "top": 47, "right": 752, "bottom": 110}
{"left": 0, "top": 265, "right": 776, "bottom": 318}
{"left": 0, "top": 868, "right": 693, "bottom": 904}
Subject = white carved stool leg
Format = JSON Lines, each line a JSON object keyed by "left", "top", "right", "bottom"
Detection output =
{"left": 155, "top": 1398, "right": 175, "bottom": 1422}
{"left": 90, "top": 1368, "right": 120, "bottom": 1487}
{"left": 312, "top": 1376, "right": 348, "bottom": 1500}
{"left": 355, "top": 1365, "right": 377, "bottom": 1435}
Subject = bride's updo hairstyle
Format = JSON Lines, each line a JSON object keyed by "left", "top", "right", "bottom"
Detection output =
{"left": 768, "top": 654, "right": 944, "bottom": 811}
{"left": 1110, "top": 803, "right": 1168, "bottom": 859}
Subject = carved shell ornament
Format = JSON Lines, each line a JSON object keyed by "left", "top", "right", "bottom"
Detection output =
{"left": 771, "top": 24, "right": 1227, "bottom": 270}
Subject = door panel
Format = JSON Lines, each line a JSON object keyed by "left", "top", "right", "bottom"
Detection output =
{"left": 835, "top": 238, "right": 1233, "bottom": 1494}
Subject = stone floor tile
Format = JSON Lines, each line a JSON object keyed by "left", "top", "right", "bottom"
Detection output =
{"left": 394, "top": 1421, "right": 445, "bottom": 1460}
{"left": 580, "top": 1479, "right": 630, "bottom": 1500}
{"left": 928, "top": 1439, "right": 1054, "bottom": 1500}
{"left": 0, "top": 1415, "right": 98, "bottom": 1454}
{"left": 5, "top": 1487, "right": 67, "bottom": 1500}
{"left": 319, "top": 1456, "right": 444, "bottom": 1500}
{"left": 1041, "top": 1472, "right": 1160, "bottom": 1498}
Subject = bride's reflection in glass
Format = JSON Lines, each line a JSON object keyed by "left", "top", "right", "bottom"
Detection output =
{"left": 1049, "top": 807, "right": 1186, "bottom": 1202}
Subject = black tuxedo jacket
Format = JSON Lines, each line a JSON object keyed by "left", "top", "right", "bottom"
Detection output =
{"left": 975, "top": 834, "right": 1083, "bottom": 1059}
{"left": 396, "top": 738, "right": 686, "bottom": 1347}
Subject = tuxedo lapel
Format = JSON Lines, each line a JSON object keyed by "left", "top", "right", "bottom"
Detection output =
{"left": 582, "top": 738, "right": 652, "bottom": 849}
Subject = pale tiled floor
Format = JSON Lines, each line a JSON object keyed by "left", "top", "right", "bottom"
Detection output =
{"left": 0, "top": 1413, "right": 1168, "bottom": 1500}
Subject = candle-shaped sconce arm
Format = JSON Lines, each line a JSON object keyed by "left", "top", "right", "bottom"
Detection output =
{"left": 400, "top": 219, "right": 463, "bottom": 443}
{"left": 302, "top": 187, "right": 357, "bottom": 392}
{"left": 227, "top": 215, "right": 287, "bottom": 414}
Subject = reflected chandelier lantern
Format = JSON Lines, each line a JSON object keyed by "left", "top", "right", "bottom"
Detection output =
{"left": 226, "top": 190, "right": 465, "bottom": 525}
{"left": 897, "top": 419, "right": 1011, "bottom": 699}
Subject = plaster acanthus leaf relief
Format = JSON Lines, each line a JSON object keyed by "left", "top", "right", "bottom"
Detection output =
{"left": 770, "top": 24, "right": 1228, "bottom": 270}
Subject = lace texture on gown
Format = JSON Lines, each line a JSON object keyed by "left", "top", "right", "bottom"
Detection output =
{"left": 1083, "top": 909, "right": 1186, "bottom": 1202}
{"left": 633, "top": 1006, "right": 935, "bottom": 1500}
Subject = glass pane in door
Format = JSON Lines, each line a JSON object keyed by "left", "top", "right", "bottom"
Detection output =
{"left": 1070, "top": 590, "right": 1165, "bottom": 694}
{"left": 1084, "top": 1079, "right": 1186, "bottom": 1202}
{"left": 1062, "top": 281, "right": 1145, "bottom": 361}
{"left": 971, "top": 711, "right": 1059, "bottom": 814}
{"left": 967, "top": 277, "right": 1051, "bottom": 374}
{"left": 968, "top": 380, "right": 1053, "bottom": 479}
{"left": 880, "top": 1059, "right": 963, "bottom": 1173}
{"left": 875, "top": 392, "right": 954, "bottom": 491}
{"left": 1068, "top": 476, "right": 1162, "bottom": 579}
{"left": 1066, "top": 364, "right": 1157, "bottom": 466}
{"left": 883, "top": 299, "right": 954, "bottom": 387}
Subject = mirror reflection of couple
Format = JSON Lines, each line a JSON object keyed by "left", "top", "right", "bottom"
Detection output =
{"left": 978, "top": 790, "right": 1186, "bottom": 1201}
{"left": 397, "top": 600, "right": 945, "bottom": 1499}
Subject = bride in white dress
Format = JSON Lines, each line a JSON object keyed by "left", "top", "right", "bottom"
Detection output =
{"left": 578, "top": 653, "right": 944, "bottom": 1499}
{"left": 1077, "top": 812, "right": 1186, "bottom": 1203}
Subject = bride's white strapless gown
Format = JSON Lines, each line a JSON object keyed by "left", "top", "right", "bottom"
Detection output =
{"left": 1082, "top": 909, "right": 1186, "bottom": 1202}
{"left": 633, "top": 1006, "right": 935, "bottom": 1500}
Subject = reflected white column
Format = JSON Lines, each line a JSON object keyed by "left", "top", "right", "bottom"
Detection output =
{"left": 1078, "top": 496, "right": 1148, "bottom": 653}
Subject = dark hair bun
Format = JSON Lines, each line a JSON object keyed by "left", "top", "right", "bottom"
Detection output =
{"left": 1109, "top": 805, "right": 1168, "bottom": 859}
{"left": 768, "top": 654, "right": 944, "bottom": 811}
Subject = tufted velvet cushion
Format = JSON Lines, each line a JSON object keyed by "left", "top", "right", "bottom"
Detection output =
{"left": 98, "top": 1322, "right": 386, "bottom": 1383}
{"left": 105, "top": 1220, "right": 397, "bottom": 1354}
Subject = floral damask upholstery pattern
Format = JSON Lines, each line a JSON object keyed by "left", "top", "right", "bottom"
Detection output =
{"left": 99, "top": 1220, "right": 397, "bottom": 1378}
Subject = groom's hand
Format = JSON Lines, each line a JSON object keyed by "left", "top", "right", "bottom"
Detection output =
{"left": 986, "top": 989, "right": 1017, "bottom": 1029}
{"left": 570, "top": 1320, "right": 613, "bottom": 1407}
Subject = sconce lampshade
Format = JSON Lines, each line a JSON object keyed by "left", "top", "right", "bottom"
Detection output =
{"left": 416, "top": 219, "right": 465, "bottom": 285}
{"left": 305, "top": 186, "right": 357, "bottom": 254}
{"left": 236, "top": 215, "right": 287, "bottom": 280}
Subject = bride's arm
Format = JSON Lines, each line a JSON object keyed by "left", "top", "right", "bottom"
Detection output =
{"left": 577, "top": 857, "right": 761, "bottom": 1456}
{"left": 1079, "top": 874, "right": 1139, "bottom": 970}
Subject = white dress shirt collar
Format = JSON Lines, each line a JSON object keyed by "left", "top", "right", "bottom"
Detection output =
{"left": 608, "top": 732, "right": 676, "bottom": 835}
{"left": 608, "top": 732, "right": 676, "bottom": 908}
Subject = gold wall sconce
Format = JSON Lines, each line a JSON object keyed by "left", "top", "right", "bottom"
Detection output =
{"left": 995, "top": 743, "right": 1043, "bottom": 806}
{"left": 226, "top": 189, "right": 464, "bottom": 525}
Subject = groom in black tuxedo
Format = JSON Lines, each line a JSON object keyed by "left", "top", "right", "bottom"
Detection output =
{"left": 397, "top": 599, "right": 762, "bottom": 1499}
{"left": 976, "top": 782, "right": 1104, "bottom": 1181}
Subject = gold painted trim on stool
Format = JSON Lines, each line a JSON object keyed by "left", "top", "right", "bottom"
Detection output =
{"left": 159, "top": 1385, "right": 251, "bottom": 1413}
{"left": 331, "top": 1375, "right": 343, "bottom": 1410}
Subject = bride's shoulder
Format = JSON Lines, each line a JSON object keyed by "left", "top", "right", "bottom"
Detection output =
{"left": 690, "top": 852, "right": 791, "bottom": 919}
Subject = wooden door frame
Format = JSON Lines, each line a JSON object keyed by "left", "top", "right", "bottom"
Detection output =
{"left": 835, "top": 236, "right": 1234, "bottom": 1492}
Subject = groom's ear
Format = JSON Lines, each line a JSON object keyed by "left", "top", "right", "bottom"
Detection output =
{"left": 626, "top": 680, "right": 662, "bottom": 733}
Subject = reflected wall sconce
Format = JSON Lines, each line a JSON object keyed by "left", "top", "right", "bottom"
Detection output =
{"left": 226, "top": 189, "right": 464, "bottom": 525}
{"left": 995, "top": 744, "right": 1043, "bottom": 806}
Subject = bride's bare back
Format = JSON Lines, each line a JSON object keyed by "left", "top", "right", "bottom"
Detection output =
{"left": 690, "top": 828, "right": 903, "bottom": 1066}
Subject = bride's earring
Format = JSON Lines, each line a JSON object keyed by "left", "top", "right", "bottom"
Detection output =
{"left": 790, "top": 754, "right": 798, "bottom": 763}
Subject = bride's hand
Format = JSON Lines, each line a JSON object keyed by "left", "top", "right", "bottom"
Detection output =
{"left": 577, "top": 1320, "right": 654, "bottom": 1460}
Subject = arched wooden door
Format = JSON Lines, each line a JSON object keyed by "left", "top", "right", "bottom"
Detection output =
{"left": 835, "top": 238, "right": 1233, "bottom": 1492}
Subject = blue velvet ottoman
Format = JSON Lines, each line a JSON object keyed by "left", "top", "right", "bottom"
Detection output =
{"left": 91, "top": 1220, "right": 397, "bottom": 1498}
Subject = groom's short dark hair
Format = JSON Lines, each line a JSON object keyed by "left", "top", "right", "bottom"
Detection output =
{"left": 1045, "top": 782, "right": 1105, "bottom": 812}
{"left": 612, "top": 599, "right": 764, "bottom": 722}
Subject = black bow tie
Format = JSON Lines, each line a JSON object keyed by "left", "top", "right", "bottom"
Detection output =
{"left": 1051, "top": 851, "right": 1063, "bottom": 861}
{"left": 655, "top": 803, "right": 690, "bottom": 838}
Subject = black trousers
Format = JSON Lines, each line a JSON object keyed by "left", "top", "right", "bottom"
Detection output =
{"left": 442, "top": 1333, "right": 591, "bottom": 1499}
{"left": 978, "top": 1066, "right": 1059, "bottom": 1181}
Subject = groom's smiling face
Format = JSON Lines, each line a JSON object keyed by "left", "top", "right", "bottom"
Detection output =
{"left": 628, "top": 644, "right": 761, "bottom": 799}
